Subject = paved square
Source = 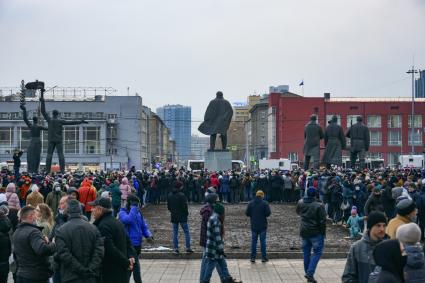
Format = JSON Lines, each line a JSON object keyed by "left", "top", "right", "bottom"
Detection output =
{"left": 137, "top": 259, "right": 345, "bottom": 283}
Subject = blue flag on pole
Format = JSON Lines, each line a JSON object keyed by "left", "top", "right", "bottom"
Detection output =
{"left": 299, "top": 80, "right": 304, "bottom": 86}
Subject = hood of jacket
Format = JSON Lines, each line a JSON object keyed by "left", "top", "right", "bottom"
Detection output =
{"left": 6, "top": 183, "right": 16, "bottom": 193}
{"left": 121, "top": 177, "right": 129, "bottom": 185}
{"left": 405, "top": 244, "right": 425, "bottom": 269}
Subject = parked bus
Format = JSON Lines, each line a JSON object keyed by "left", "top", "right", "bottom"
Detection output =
{"left": 187, "top": 159, "right": 245, "bottom": 172}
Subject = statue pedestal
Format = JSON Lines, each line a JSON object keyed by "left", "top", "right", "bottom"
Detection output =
{"left": 205, "top": 150, "right": 232, "bottom": 171}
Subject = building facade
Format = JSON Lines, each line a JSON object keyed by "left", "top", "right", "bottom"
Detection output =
{"left": 144, "top": 108, "right": 177, "bottom": 168}
{"left": 248, "top": 98, "right": 269, "bottom": 169}
{"left": 156, "top": 105, "right": 191, "bottom": 163}
{"left": 0, "top": 94, "right": 148, "bottom": 171}
{"left": 191, "top": 134, "right": 210, "bottom": 160}
{"left": 268, "top": 92, "right": 425, "bottom": 167}
{"left": 416, "top": 70, "right": 425, "bottom": 98}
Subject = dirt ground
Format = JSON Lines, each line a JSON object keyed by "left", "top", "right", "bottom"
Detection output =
{"left": 141, "top": 203, "right": 353, "bottom": 253}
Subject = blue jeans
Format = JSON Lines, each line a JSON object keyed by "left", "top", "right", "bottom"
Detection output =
{"left": 199, "top": 248, "right": 229, "bottom": 282}
{"left": 302, "top": 234, "right": 324, "bottom": 277}
{"left": 172, "top": 222, "right": 191, "bottom": 250}
{"left": 251, "top": 230, "right": 267, "bottom": 259}
{"left": 201, "top": 256, "right": 230, "bottom": 282}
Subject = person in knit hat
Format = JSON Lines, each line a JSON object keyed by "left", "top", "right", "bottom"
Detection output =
{"left": 346, "top": 206, "right": 364, "bottom": 239}
{"left": 55, "top": 199, "right": 104, "bottom": 283}
{"left": 296, "top": 186, "right": 326, "bottom": 283}
{"left": 342, "top": 211, "right": 388, "bottom": 283}
{"left": 387, "top": 197, "right": 418, "bottom": 239}
{"left": 396, "top": 223, "right": 425, "bottom": 282}
{"left": 246, "top": 190, "right": 271, "bottom": 263}
{"left": 167, "top": 179, "right": 193, "bottom": 255}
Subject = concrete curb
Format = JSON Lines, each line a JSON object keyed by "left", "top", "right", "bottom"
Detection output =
{"left": 140, "top": 251, "right": 348, "bottom": 259}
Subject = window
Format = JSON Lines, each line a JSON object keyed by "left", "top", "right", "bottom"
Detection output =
{"left": 288, "top": 152, "right": 298, "bottom": 162}
{"left": 367, "top": 152, "right": 383, "bottom": 159}
{"left": 388, "top": 130, "right": 402, "bottom": 146}
{"left": 268, "top": 107, "right": 276, "bottom": 152}
{"left": 370, "top": 131, "right": 382, "bottom": 146}
{"left": 63, "top": 112, "right": 73, "bottom": 119}
{"left": 367, "top": 115, "right": 381, "bottom": 128}
{"left": 408, "top": 115, "right": 422, "bottom": 128}
{"left": 260, "top": 111, "right": 266, "bottom": 120}
{"left": 83, "top": 127, "right": 101, "bottom": 154}
{"left": 408, "top": 129, "right": 422, "bottom": 146}
{"left": 63, "top": 127, "right": 79, "bottom": 154}
{"left": 326, "top": 114, "right": 341, "bottom": 125}
{"left": 347, "top": 115, "right": 360, "bottom": 128}
{"left": 18, "top": 127, "right": 31, "bottom": 150}
{"left": 0, "top": 127, "right": 13, "bottom": 146}
{"left": 260, "top": 136, "right": 266, "bottom": 145}
{"left": 0, "top": 113, "right": 10, "bottom": 119}
{"left": 388, "top": 153, "right": 400, "bottom": 167}
{"left": 388, "top": 115, "right": 402, "bottom": 128}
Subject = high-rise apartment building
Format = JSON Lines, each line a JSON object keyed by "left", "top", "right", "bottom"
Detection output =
{"left": 156, "top": 105, "right": 191, "bottom": 162}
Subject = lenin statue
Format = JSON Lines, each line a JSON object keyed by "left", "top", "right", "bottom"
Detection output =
{"left": 20, "top": 105, "right": 48, "bottom": 173}
{"left": 346, "top": 116, "right": 370, "bottom": 170}
{"left": 198, "top": 91, "right": 233, "bottom": 151}
{"left": 322, "top": 115, "right": 346, "bottom": 169}
{"left": 40, "top": 90, "right": 88, "bottom": 173}
{"left": 303, "top": 114, "right": 324, "bottom": 170}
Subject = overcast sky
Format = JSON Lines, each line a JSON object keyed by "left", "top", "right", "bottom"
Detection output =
{"left": 1, "top": 0, "right": 424, "bottom": 130}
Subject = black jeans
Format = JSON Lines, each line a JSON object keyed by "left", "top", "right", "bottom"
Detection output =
{"left": 0, "top": 264, "right": 8, "bottom": 283}
{"left": 17, "top": 276, "right": 49, "bottom": 283}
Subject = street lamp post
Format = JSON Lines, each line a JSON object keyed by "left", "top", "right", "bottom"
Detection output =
{"left": 407, "top": 67, "right": 419, "bottom": 154}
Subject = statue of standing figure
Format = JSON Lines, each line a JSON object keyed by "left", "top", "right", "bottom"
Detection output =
{"left": 303, "top": 114, "right": 324, "bottom": 170}
{"left": 322, "top": 115, "right": 346, "bottom": 169}
{"left": 20, "top": 105, "right": 48, "bottom": 173}
{"left": 198, "top": 91, "right": 233, "bottom": 151}
{"left": 346, "top": 116, "right": 370, "bottom": 170}
{"left": 40, "top": 89, "right": 88, "bottom": 173}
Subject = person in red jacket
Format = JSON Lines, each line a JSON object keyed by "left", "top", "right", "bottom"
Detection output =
{"left": 210, "top": 173, "right": 220, "bottom": 190}
{"left": 78, "top": 178, "right": 97, "bottom": 220}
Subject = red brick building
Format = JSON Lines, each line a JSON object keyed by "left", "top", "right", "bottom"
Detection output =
{"left": 268, "top": 92, "right": 425, "bottom": 166}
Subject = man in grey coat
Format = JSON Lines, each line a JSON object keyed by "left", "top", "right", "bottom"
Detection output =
{"left": 342, "top": 211, "right": 388, "bottom": 283}
{"left": 346, "top": 116, "right": 370, "bottom": 170}
{"left": 322, "top": 115, "right": 346, "bottom": 169}
{"left": 303, "top": 115, "right": 324, "bottom": 170}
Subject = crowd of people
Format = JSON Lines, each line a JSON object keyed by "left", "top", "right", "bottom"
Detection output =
{"left": 1, "top": 164, "right": 425, "bottom": 283}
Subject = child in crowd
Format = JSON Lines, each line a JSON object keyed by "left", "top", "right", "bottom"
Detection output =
{"left": 346, "top": 206, "right": 364, "bottom": 239}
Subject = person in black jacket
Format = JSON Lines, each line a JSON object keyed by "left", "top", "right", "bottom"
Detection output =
{"left": 12, "top": 149, "right": 23, "bottom": 181}
{"left": 373, "top": 239, "right": 406, "bottom": 283}
{"left": 91, "top": 197, "right": 136, "bottom": 283}
{"left": 12, "top": 205, "right": 56, "bottom": 283}
{"left": 0, "top": 205, "right": 12, "bottom": 283}
{"left": 55, "top": 199, "right": 104, "bottom": 283}
{"left": 246, "top": 190, "right": 271, "bottom": 263}
{"left": 167, "top": 181, "right": 193, "bottom": 255}
{"left": 296, "top": 187, "right": 326, "bottom": 283}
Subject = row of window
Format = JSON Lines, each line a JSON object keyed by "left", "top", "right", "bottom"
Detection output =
{"left": 326, "top": 114, "right": 423, "bottom": 128}
{"left": 0, "top": 126, "right": 101, "bottom": 154}
{"left": 287, "top": 152, "right": 402, "bottom": 166}
{"left": 0, "top": 112, "right": 118, "bottom": 121}
{"left": 368, "top": 130, "right": 422, "bottom": 146}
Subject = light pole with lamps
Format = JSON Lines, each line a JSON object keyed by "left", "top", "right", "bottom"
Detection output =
{"left": 407, "top": 66, "right": 419, "bottom": 154}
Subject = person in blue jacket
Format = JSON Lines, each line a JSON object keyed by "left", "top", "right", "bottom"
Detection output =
{"left": 118, "top": 194, "right": 153, "bottom": 283}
